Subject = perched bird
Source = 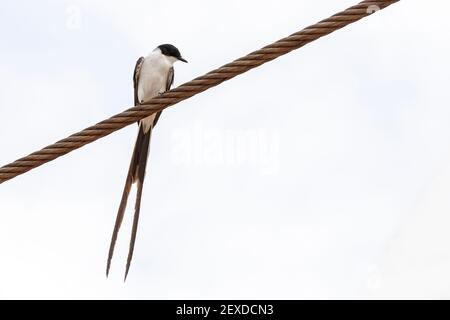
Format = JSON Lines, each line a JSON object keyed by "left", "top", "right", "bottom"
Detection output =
{"left": 106, "top": 44, "right": 187, "bottom": 280}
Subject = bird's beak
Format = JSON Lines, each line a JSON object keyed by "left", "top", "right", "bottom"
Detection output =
{"left": 178, "top": 57, "right": 188, "bottom": 63}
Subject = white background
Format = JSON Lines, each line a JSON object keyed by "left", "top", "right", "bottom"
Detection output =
{"left": 1, "top": 0, "right": 450, "bottom": 299}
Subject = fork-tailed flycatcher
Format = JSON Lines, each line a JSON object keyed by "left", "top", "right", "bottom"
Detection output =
{"left": 106, "top": 44, "right": 187, "bottom": 280}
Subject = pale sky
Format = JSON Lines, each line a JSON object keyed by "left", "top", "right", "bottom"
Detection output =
{"left": 1, "top": 0, "right": 450, "bottom": 299}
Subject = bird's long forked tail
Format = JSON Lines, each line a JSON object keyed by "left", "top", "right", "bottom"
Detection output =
{"left": 106, "top": 123, "right": 153, "bottom": 281}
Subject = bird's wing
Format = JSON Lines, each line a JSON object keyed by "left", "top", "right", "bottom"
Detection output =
{"left": 133, "top": 56, "right": 145, "bottom": 106}
{"left": 153, "top": 66, "right": 174, "bottom": 127}
{"left": 166, "top": 66, "right": 175, "bottom": 91}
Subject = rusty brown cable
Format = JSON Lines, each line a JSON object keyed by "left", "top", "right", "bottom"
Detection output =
{"left": 0, "top": 0, "right": 400, "bottom": 184}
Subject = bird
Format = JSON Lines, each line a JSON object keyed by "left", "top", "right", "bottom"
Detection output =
{"left": 106, "top": 44, "right": 187, "bottom": 280}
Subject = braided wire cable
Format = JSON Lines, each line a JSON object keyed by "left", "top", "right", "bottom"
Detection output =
{"left": 0, "top": 0, "right": 400, "bottom": 184}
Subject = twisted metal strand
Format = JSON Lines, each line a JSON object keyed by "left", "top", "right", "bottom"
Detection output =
{"left": 0, "top": 0, "right": 399, "bottom": 184}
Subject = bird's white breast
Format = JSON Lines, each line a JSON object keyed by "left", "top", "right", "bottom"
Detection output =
{"left": 138, "top": 50, "right": 173, "bottom": 131}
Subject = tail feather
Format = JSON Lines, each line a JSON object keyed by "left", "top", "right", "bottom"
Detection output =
{"left": 106, "top": 173, "right": 132, "bottom": 277}
{"left": 124, "top": 178, "right": 144, "bottom": 281}
{"left": 124, "top": 127, "right": 152, "bottom": 280}
{"left": 106, "top": 124, "right": 153, "bottom": 278}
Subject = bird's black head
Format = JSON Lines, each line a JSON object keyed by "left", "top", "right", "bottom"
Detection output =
{"left": 158, "top": 44, "right": 187, "bottom": 63}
